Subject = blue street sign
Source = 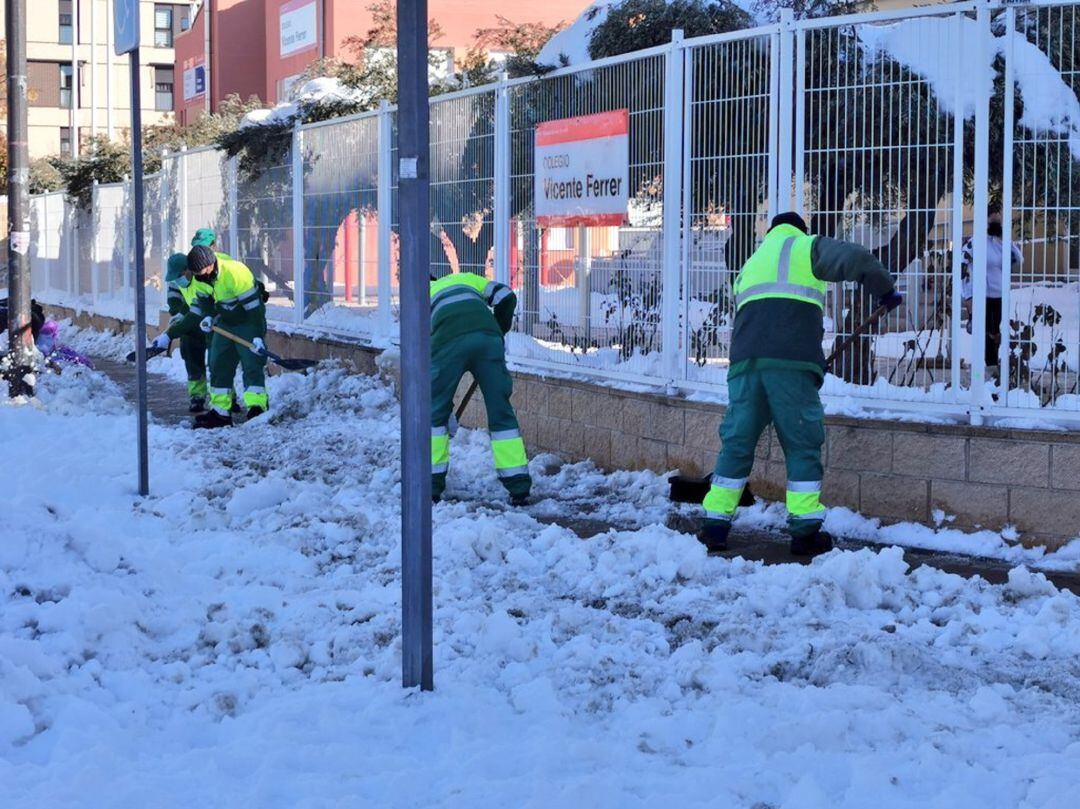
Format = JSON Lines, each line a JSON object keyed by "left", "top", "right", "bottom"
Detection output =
{"left": 114, "top": 0, "right": 140, "bottom": 56}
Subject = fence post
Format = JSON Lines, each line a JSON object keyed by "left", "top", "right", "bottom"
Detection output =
{"left": 228, "top": 155, "right": 240, "bottom": 258}
{"left": 950, "top": 12, "right": 966, "bottom": 401}
{"left": 969, "top": 1, "right": 992, "bottom": 424}
{"left": 160, "top": 151, "right": 171, "bottom": 311}
{"left": 776, "top": 9, "right": 795, "bottom": 213}
{"left": 493, "top": 72, "right": 511, "bottom": 289}
{"left": 291, "top": 121, "right": 305, "bottom": 324}
{"left": 178, "top": 146, "right": 189, "bottom": 254}
{"left": 377, "top": 99, "right": 393, "bottom": 338}
{"left": 91, "top": 180, "right": 99, "bottom": 305}
{"left": 661, "top": 29, "right": 686, "bottom": 387}
{"left": 793, "top": 21, "right": 806, "bottom": 215}
{"left": 998, "top": 5, "right": 1017, "bottom": 399}
{"left": 66, "top": 196, "right": 76, "bottom": 300}
{"left": 123, "top": 175, "right": 133, "bottom": 301}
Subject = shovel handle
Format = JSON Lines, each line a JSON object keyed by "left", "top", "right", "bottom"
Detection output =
{"left": 211, "top": 324, "right": 257, "bottom": 352}
{"left": 825, "top": 303, "right": 891, "bottom": 370}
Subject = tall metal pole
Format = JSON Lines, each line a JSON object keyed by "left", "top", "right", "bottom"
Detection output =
{"left": 6, "top": 0, "right": 34, "bottom": 397}
{"left": 130, "top": 49, "right": 149, "bottom": 495}
{"left": 397, "top": 0, "right": 433, "bottom": 690}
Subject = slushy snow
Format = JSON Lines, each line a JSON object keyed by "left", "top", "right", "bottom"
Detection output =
{"left": 3, "top": 332, "right": 1080, "bottom": 806}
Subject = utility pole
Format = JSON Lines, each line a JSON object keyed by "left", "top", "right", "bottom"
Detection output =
{"left": 397, "top": 0, "right": 433, "bottom": 690}
{"left": 114, "top": 0, "right": 149, "bottom": 494}
{"left": 5, "top": 0, "right": 34, "bottom": 397}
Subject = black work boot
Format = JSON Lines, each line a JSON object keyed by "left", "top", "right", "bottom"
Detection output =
{"left": 696, "top": 521, "right": 731, "bottom": 552}
{"left": 189, "top": 396, "right": 206, "bottom": 413}
{"left": 193, "top": 410, "right": 233, "bottom": 430}
{"left": 790, "top": 530, "right": 834, "bottom": 558}
{"left": 246, "top": 406, "right": 266, "bottom": 420}
{"left": 230, "top": 398, "right": 244, "bottom": 415}
{"left": 510, "top": 493, "right": 530, "bottom": 507}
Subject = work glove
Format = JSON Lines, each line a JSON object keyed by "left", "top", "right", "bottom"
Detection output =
{"left": 879, "top": 290, "right": 904, "bottom": 312}
{"left": 199, "top": 316, "right": 214, "bottom": 333}
{"left": 151, "top": 333, "right": 171, "bottom": 350}
{"left": 251, "top": 337, "right": 267, "bottom": 355}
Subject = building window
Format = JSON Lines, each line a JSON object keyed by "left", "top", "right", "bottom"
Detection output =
{"left": 155, "top": 66, "right": 175, "bottom": 111}
{"left": 60, "top": 127, "right": 72, "bottom": 157}
{"left": 59, "top": 0, "right": 73, "bottom": 45}
{"left": 154, "top": 5, "right": 174, "bottom": 48}
{"left": 60, "top": 64, "right": 73, "bottom": 108}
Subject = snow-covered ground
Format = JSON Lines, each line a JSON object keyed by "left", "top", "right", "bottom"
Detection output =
{"left": 3, "top": 328, "right": 1080, "bottom": 807}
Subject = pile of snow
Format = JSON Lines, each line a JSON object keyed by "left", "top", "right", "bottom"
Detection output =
{"left": 5, "top": 327, "right": 1080, "bottom": 804}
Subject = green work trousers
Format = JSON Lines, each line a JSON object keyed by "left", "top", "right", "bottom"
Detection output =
{"left": 208, "top": 321, "right": 268, "bottom": 415}
{"left": 431, "top": 331, "right": 530, "bottom": 499}
{"left": 703, "top": 367, "right": 825, "bottom": 538}
{"left": 179, "top": 331, "right": 209, "bottom": 399}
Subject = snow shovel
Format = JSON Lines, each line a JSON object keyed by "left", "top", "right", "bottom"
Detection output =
{"left": 448, "top": 378, "right": 479, "bottom": 437}
{"left": 211, "top": 325, "right": 319, "bottom": 372}
{"left": 126, "top": 343, "right": 169, "bottom": 362}
{"left": 667, "top": 305, "right": 890, "bottom": 505}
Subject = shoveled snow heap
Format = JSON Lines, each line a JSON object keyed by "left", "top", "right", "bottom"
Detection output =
{"left": 3, "top": 346, "right": 1080, "bottom": 805}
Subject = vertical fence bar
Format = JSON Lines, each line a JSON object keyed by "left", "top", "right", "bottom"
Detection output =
{"left": 768, "top": 28, "right": 781, "bottom": 219}
{"left": 998, "top": 5, "right": 1016, "bottom": 396}
{"left": 124, "top": 176, "right": 134, "bottom": 299}
{"left": 680, "top": 42, "right": 695, "bottom": 383}
{"left": 91, "top": 180, "right": 99, "bottom": 305}
{"left": 775, "top": 9, "right": 795, "bottom": 214}
{"left": 794, "top": 24, "right": 806, "bottom": 215}
{"left": 160, "top": 150, "right": 170, "bottom": 310}
{"left": 228, "top": 155, "right": 240, "bottom": 258}
{"left": 493, "top": 75, "right": 511, "bottom": 288}
{"left": 66, "top": 196, "right": 75, "bottom": 299}
{"left": 969, "top": 1, "right": 992, "bottom": 423}
{"left": 661, "top": 30, "right": 686, "bottom": 385}
{"left": 178, "top": 147, "right": 189, "bottom": 254}
{"left": 291, "top": 122, "right": 305, "bottom": 324}
{"left": 950, "top": 12, "right": 965, "bottom": 400}
{"left": 377, "top": 100, "right": 393, "bottom": 337}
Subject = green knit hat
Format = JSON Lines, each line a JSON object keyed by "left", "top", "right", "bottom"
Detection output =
{"left": 165, "top": 253, "right": 189, "bottom": 283}
{"left": 191, "top": 228, "right": 216, "bottom": 248}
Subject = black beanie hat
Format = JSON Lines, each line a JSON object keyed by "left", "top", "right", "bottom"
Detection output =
{"left": 769, "top": 212, "right": 808, "bottom": 234}
{"left": 187, "top": 245, "right": 217, "bottom": 274}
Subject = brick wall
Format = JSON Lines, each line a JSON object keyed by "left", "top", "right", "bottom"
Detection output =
{"left": 47, "top": 303, "right": 1079, "bottom": 549}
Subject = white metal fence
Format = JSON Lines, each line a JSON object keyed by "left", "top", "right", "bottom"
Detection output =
{"left": 25, "top": 0, "right": 1080, "bottom": 426}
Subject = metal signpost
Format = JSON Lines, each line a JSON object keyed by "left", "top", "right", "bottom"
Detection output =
{"left": 114, "top": 0, "right": 150, "bottom": 495}
{"left": 397, "top": 0, "right": 434, "bottom": 690}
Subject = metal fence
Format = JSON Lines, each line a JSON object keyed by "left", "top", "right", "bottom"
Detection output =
{"left": 24, "top": 0, "right": 1080, "bottom": 426}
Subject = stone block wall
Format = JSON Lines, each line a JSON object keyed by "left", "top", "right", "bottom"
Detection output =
{"left": 458, "top": 373, "right": 1080, "bottom": 549}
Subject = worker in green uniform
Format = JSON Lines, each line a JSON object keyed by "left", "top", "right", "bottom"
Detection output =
{"left": 699, "top": 212, "right": 902, "bottom": 557}
{"left": 150, "top": 253, "right": 216, "bottom": 412}
{"left": 163, "top": 245, "right": 269, "bottom": 429}
{"left": 430, "top": 270, "right": 530, "bottom": 505}
{"left": 192, "top": 227, "right": 228, "bottom": 257}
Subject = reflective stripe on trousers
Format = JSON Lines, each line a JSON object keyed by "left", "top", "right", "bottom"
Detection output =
{"left": 702, "top": 475, "right": 747, "bottom": 521}
{"left": 491, "top": 429, "right": 528, "bottom": 477}
{"left": 432, "top": 427, "right": 449, "bottom": 475}
{"left": 209, "top": 387, "right": 233, "bottom": 416}
{"left": 786, "top": 480, "right": 824, "bottom": 521}
{"left": 243, "top": 386, "right": 269, "bottom": 409}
